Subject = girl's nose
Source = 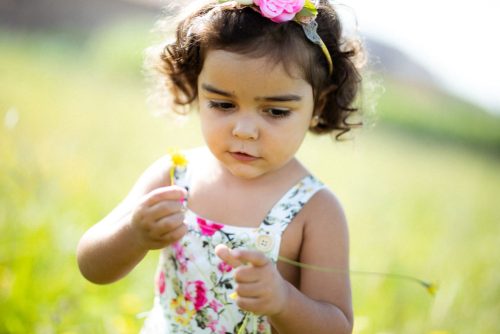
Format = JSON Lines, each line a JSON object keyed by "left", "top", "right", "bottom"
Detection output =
{"left": 232, "top": 116, "right": 259, "bottom": 140}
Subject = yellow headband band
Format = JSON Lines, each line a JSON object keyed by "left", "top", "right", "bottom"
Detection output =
{"left": 301, "top": 18, "right": 334, "bottom": 75}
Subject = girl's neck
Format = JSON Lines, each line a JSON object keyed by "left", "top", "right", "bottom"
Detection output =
{"left": 186, "top": 147, "right": 310, "bottom": 228}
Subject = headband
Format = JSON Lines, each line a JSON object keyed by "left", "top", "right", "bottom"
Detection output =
{"left": 217, "top": 0, "right": 334, "bottom": 75}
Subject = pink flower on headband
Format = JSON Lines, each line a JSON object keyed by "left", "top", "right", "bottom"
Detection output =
{"left": 254, "top": 0, "right": 305, "bottom": 23}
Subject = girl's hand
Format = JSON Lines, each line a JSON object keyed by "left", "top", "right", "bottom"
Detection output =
{"left": 215, "top": 244, "right": 289, "bottom": 316}
{"left": 130, "top": 185, "right": 188, "bottom": 250}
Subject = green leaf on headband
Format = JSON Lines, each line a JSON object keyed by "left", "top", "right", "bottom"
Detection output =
{"left": 295, "top": 0, "right": 318, "bottom": 22}
{"left": 303, "top": 0, "right": 318, "bottom": 14}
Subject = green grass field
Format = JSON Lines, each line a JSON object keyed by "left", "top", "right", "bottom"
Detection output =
{"left": 1, "top": 27, "right": 499, "bottom": 333}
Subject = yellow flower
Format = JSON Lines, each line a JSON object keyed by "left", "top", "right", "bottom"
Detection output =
{"left": 168, "top": 148, "right": 188, "bottom": 185}
{"left": 424, "top": 282, "right": 439, "bottom": 296}
{"left": 168, "top": 148, "right": 188, "bottom": 168}
{"left": 170, "top": 295, "right": 195, "bottom": 326}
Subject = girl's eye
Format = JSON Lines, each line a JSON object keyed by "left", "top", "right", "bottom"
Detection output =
{"left": 207, "top": 101, "right": 235, "bottom": 111}
{"left": 265, "top": 108, "right": 291, "bottom": 118}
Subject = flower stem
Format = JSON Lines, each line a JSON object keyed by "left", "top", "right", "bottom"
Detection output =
{"left": 277, "top": 255, "right": 437, "bottom": 296}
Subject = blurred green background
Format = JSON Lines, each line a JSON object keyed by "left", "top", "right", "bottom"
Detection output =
{"left": 1, "top": 2, "right": 500, "bottom": 333}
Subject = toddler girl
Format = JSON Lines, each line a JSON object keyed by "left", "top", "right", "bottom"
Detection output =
{"left": 77, "top": 0, "right": 363, "bottom": 332}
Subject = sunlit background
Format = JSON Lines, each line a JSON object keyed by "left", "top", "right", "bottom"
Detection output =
{"left": 341, "top": 0, "right": 500, "bottom": 113}
{"left": 1, "top": 0, "right": 499, "bottom": 333}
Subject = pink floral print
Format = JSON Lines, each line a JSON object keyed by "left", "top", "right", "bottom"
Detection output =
{"left": 185, "top": 280, "right": 208, "bottom": 311}
{"left": 172, "top": 241, "right": 189, "bottom": 273}
{"left": 156, "top": 271, "right": 166, "bottom": 294}
{"left": 208, "top": 299, "right": 222, "bottom": 313}
{"left": 196, "top": 217, "right": 224, "bottom": 236}
{"left": 217, "top": 261, "right": 233, "bottom": 273}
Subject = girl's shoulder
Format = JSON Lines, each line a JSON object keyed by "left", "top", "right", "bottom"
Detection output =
{"left": 298, "top": 183, "right": 347, "bottom": 231}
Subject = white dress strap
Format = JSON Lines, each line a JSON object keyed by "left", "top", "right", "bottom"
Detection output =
{"left": 262, "top": 175, "right": 325, "bottom": 231}
{"left": 254, "top": 175, "right": 325, "bottom": 261}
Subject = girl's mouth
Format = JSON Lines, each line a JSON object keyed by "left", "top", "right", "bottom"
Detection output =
{"left": 230, "top": 151, "right": 259, "bottom": 162}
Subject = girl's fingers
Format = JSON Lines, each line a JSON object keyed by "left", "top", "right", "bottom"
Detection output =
{"left": 215, "top": 245, "right": 270, "bottom": 269}
{"left": 232, "top": 249, "right": 269, "bottom": 267}
{"left": 146, "top": 200, "right": 184, "bottom": 222}
{"left": 234, "top": 281, "right": 263, "bottom": 298}
{"left": 234, "top": 265, "right": 262, "bottom": 283}
{"left": 144, "top": 186, "right": 187, "bottom": 206}
{"left": 215, "top": 244, "right": 245, "bottom": 268}
{"left": 154, "top": 212, "right": 185, "bottom": 235}
{"left": 234, "top": 296, "right": 264, "bottom": 314}
{"left": 158, "top": 222, "right": 187, "bottom": 243}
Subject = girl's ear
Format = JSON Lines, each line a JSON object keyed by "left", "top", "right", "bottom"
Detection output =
{"left": 310, "top": 115, "right": 320, "bottom": 128}
{"left": 311, "top": 84, "right": 337, "bottom": 128}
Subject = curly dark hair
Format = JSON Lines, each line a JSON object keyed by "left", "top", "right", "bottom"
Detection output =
{"left": 147, "top": 0, "right": 364, "bottom": 138}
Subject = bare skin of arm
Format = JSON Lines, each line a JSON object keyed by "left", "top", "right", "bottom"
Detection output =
{"left": 77, "top": 156, "right": 188, "bottom": 284}
{"left": 216, "top": 190, "right": 352, "bottom": 334}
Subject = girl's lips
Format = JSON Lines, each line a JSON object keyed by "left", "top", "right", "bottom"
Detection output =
{"left": 229, "top": 152, "right": 259, "bottom": 162}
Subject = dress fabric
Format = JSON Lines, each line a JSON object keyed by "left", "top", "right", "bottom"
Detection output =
{"left": 141, "top": 163, "right": 324, "bottom": 334}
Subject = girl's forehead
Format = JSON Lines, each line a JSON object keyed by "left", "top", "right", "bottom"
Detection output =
{"left": 199, "top": 50, "right": 313, "bottom": 98}
{"left": 202, "top": 49, "right": 306, "bottom": 82}
{"left": 204, "top": 49, "right": 276, "bottom": 67}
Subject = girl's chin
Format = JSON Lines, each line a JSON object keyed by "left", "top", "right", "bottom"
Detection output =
{"left": 223, "top": 164, "right": 267, "bottom": 180}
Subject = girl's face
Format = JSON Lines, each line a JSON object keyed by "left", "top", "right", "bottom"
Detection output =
{"left": 198, "top": 49, "right": 315, "bottom": 180}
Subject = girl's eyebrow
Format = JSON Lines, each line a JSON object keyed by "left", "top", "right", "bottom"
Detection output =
{"left": 201, "top": 84, "right": 234, "bottom": 97}
{"left": 255, "top": 95, "right": 302, "bottom": 102}
{"left": 201, "top": 83, "right": 302, "bottom": 102}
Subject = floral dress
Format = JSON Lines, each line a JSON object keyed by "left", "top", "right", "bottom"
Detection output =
{"left": 141, "top": 163, "right": 325, "bottom": 334}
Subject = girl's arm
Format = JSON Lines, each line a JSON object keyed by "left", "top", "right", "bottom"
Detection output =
{"left": 216, "top": 189, "right": 352, "bottom": 334}
{"left": 270, "top": 189, "right": 353, "bottom": 333}
{"left": 77, "top": 156, "right": 187, "bottom": 284}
